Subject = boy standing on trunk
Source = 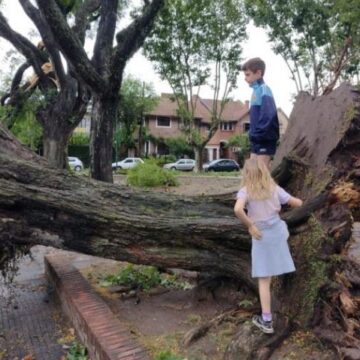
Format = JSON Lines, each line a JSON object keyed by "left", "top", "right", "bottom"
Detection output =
{"left": 242, "top": 58, "right": 279, "bottom": 167}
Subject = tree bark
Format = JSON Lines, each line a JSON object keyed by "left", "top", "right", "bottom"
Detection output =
{"left": 90, "top": 94, "right": 118, "bottom": 182}
{"left": 0, "top": 83, "right": 359, "bottom": 357}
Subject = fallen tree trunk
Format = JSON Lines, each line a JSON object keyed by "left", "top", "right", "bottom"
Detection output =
{"left": 0, "top": 83, "right": 359, "bottom": 358}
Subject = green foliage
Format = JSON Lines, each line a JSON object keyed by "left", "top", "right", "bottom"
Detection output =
{"left": 68, "top": 145, "right": 89, "bottom": 168}
{"left": 245, "top": 0, "right": 360, "bottom": 95}
{"left": 69, "top": 132, "right": 90, "bottom": 145}
{"left": 127, "top": 160, "right": 178, "bottom": 187}
{"left": 155, "top": 351, "right": 185, "bottom": 360}
{"left": 227, "top": 133, "right": 250, "bottom": 151}
{"left": 144, "top": 0, "right": 247, "bottom": 151}
{"left": 148, "top": 154, "right": 177, "bottom": 167}
{"left": 2, "top": 100, "right": 43, "bottom": 150}
{"left": 11, "top": 113, "right": 42, "bottom": 150}
{"left": 103, "top": 264, "right": 161, "bottom": 290}
{"left": 66, "top": 341, "right": 88, "bottom": 360}
{"left": 227, "top": 133, "right": 250, "bottom": 166}
{"left": 164, "top": 136, "right": 194, "bottom": 159}
{"left": 102, "top": 264, "right": 192, "bottom": 292}
{"left": 114, "top": 76, "right": 158, "bottom": 158}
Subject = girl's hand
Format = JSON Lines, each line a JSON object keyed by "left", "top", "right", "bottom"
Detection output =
{"left": 249, "top": 224, "right": 262, "bottom": 240}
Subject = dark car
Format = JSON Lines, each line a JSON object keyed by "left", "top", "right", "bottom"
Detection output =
{"left": 203, "top": 159, "right": 240, "bottom": 172}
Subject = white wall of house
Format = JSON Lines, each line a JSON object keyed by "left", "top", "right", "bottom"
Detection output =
{"left": 145, "top": 140, "right": 152, "bottom": 155}
{"left": 205, "top": 146, "right": 219, "bottom": 162}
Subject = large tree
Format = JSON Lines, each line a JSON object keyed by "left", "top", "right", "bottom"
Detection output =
{"left": 0, "top": 0, "right": 97, "bottom": 168}
{"left": 0, "top": 83, "right": 359, "bottom": 358}
{"left": 33, "top": 0, "right": 164, "bottom": 182}
{"left": 0, "top": 0, "right": 164, "bottom": 177}
{"left": 144, "top": 0, "right": 247, "bottom": 170}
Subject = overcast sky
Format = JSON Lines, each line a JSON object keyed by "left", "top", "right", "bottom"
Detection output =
{"left": 0, "top": 1, "right": 297, "bottom": 115}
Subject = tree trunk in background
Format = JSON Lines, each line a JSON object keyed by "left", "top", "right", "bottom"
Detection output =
{"left": 42, "top": 131, "right": 69, "bottom": 169}
{"left": 39, "top": 93, "right": 89, "bottom": 169}
{"left": 194, "top": 146, "right": 204, "bottom": 172}
{"left": 0, "top": 83, "right": 359, "bottom": 358}
{"left": 90, "top": 94, "right": 119, "bottom": 182}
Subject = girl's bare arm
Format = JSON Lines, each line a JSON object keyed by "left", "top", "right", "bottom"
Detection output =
{"left": 287, "top": 196, "right": 303, "bottom": 208}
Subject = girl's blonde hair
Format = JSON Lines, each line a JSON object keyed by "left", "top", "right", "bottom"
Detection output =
{"left": 240, "top": 159, "right": 276, "bottom": 200}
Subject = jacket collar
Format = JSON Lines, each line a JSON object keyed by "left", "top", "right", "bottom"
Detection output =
{"left": 250, "top": 78, "right": 264, "bottom": 89}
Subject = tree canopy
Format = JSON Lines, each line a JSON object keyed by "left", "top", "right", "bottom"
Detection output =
{"left": 144, "top": 0, "right": 247, "bottom": 169}
{"left": 245, "top": 0, "right": 360, "bottom": 96}
{"left": 114, "top": 76, "right": 158, "bottom": 159}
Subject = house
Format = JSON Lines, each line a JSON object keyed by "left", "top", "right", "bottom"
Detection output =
{"left": 74, "top": 93, "right": 289, "bottom": 161}
{"left": 142, "top": 93, "right": 288, "bottom": 162}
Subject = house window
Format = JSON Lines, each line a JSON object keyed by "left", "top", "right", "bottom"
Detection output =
{"left": 157, "top": 116, "right": 171, "bottom": 127}
{"left": 221, "top": 122, "right": 234, "bottom": 131}
{"left": 243, "top": 123, "right": 250, "bottom": 132}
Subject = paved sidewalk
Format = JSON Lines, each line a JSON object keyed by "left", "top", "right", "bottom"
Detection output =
{"left": 0, "top": 246, "right": 71, "bottom": 360}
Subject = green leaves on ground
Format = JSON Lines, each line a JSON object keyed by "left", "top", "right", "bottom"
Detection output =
{"left": 155, "top": 351, "right": 186, "bottom": 360}
{"left": 101, "top": 264, "right": 192, "bottom": 292}
{"left": 66, "top": 341, "right": 88, "bottom": 360}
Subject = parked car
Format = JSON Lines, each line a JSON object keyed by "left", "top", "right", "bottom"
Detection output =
{"left": 68, "top": 156, "right": 83, "bottom": 171}
{"left": 112, "top": 157, "right": 144, "bottom": 170}
{"left": 163, "top": 159, "right": 196, "bottom": 171}
{"left": 203, "top": 159, "right": 240, "bottom": 172}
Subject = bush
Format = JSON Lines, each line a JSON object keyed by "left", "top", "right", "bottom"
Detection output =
{"left": 101, "top": 264, "right": 193, "bottom": 291}
{"left": 103, "top": 264, "right": 161, "bottom": 290}
{"left": 151, "top": 154, "right": 177, "bottom": 167}
{"left": 127, "top": 160, "right": 178, "bottom": 187}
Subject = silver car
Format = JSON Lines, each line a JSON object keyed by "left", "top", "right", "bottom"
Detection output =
{"left": 68, "top": 156, "right": 83, "bottom": 171}
{"left": 163, "top": 159, "right": 196, "bottom": 171}
{"left": 112, "top": 157, "right": 144, "bottom": 170}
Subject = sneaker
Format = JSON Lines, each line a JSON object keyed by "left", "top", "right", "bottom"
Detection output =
{"left": 252, "top": 315, "right": 274, "bottom": 334}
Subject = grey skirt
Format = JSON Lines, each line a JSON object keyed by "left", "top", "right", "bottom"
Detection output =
{"left": 251, "top": 216, "right": 295, "bottom": 278}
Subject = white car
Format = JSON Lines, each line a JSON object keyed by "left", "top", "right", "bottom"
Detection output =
{"left": 68, "top": 156, "right": 84, "bottom": 171}
{"left": 112, "top": 157, "right": 144, "bottom": 170}
{"left": 163, "top": 159, "right": 196, "bottom": 171}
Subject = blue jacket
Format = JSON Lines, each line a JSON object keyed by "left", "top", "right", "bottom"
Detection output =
{"left": 249, "top": 79, "right": 279, "bottom": 144}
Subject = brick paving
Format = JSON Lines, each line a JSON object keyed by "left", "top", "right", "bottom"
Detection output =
{"left": 0, "top": 264, "right": 68, "bottom": 360}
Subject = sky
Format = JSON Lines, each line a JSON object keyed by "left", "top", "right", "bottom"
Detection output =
{"left": 0, "top": 1, "right": 297, "bottom": 116}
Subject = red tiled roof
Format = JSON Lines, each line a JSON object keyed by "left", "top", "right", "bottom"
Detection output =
{"left": 146, "top": 93, "right": 179, "bottom": 117}
{"left": 199, "top": 98, "right": 249, "bottom": 123}
{"left": 146, "top": 93, "right": 249, "bottom": 123}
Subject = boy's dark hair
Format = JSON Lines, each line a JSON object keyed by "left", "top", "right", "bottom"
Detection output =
{"left": 241, "top": 57, "right": 266, "bottom": 76}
